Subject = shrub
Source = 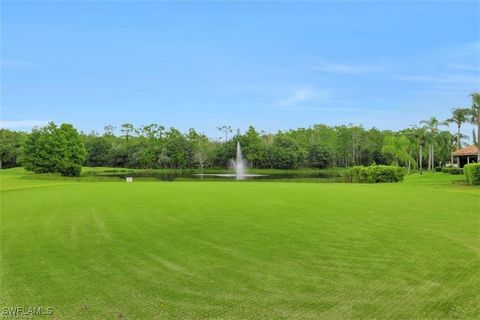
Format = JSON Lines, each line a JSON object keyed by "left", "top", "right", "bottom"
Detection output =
{"left": 367, "top": 165, "right": 405, "bottom": 183}
{"left": 464, "top": 163, "right": 480, "bottom": 185}
{"left": 441, "top": 167, "right": 464, "bottom": 175}
{"left": 22, "top": 122, "right": 86, "bottom": 176}
{"left": 345, "top": 165, "right": 404, "bottom": 183}
{"left": 60, "top": 165, "right": 82, "bottom": 177}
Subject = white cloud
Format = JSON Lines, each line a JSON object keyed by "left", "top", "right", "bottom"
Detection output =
{"left": 276, "top": 87, "right": 335, "bottom": 109}
{"left": 0, "top": 120, "right": 48, "bottom": 129}
{"left": 309, "top": 59, "right": 384, "bottom": 74}
{"left": 393, "top": 74, "right": 480, "bottom": 86}
{"left": 276, "top": 87, "right": 315, "bottom": 107}
{"left": 444, "top": 41, "right": 480, "bottom": 59}
{"left": 446, "top": 63, "right": 480, "bottom": 72}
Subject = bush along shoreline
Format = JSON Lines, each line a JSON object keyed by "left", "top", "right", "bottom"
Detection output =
{"left": 464, "top": 163, "right": 480, "bottom": 185}
{"left": 441, "top": 167, "right": 464, "bottom": 175}
{"left": 345, "top": 165, "right": 405, "bottom": 183}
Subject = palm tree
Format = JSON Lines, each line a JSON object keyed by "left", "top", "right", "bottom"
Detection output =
{"left": 449, "top": 136, "right": 455, "bottom": 165}
{"left": 470, "top": 92, "right": 480, "bottom": 161}
{"left": 411, "top": 125, "right": 426, "bottom": 171}
{"left": 217, "top": 125, "right": 232, "bottom": 142}
{"left": 420, "top": 117, "right": 441, "bottom": 170}
{"left": 445, "top": 107, "right": 470, "bottom": 166}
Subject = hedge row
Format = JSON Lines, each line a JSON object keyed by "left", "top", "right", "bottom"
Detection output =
{"left": 441, "top": 167, "right": 464, "bottom": 175}
{"left": 464, "top": 163, "right": 480, "bottom": 185}
{"left": 345, "top": 165, "right": 405, "bottom": 183}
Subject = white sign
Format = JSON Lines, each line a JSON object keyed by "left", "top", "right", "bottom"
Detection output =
{"left": 126, "top": 177, "right": 133, "bottom": 183}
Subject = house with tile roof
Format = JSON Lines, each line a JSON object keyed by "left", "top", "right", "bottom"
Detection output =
{"left": 452, "top": 145, "right": 479, "bottom": 167}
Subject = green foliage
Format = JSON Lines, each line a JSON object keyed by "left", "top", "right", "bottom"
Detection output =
{"left": 441, "top": 167, "right": 464, "bottom": 175}
{"left": 60, "top": 164, "right": 82, "bottom": 177}
{"left": 345, "top": 165, "right": 405, "bottom": 183}
{"left": 470, "top": 93, "right": 480, "bottom": 162}
{"left": 368, "top": 165, "right": 405, "bottom": 182}
{"left": 4, "top": 122, "right": 457, "bottom": 172}
{"left": 381, "top": 134, "right": 416, "bottom": 168}
{"left": 59, "top": 124, "right": 87, "bottom": 173}
{"left": 191, "top": 135, "right": 215, "bottom": 170}
{"left": 238, "top": 126, "right": 265, "bottom": 167}
{"left": 266, "top": 134, "right": 307, "bottom": 169}
{"left": 307, "top": 143, "right": 333, "bottom": 168}
{"left": 446, "top": 107, "right": 471, "bottom": 150}
{"left": 85, "top": 135, "right": 112, "bottom": 166}
{"left": 162, "top": 128, "right": 190, "bottom": 169}
{"left": 0, "top": 129, "right": 26, "bottom": 168}
{"left": 344, "top": 166, "right": 370, "bottom": 183}
{"left": 464, "top": 163, "right": 480, "bottom": 185}
{"left": 21, "top": 122, "right": 86, "bottom": 176}
{"left": 120, "top": 123, "right": 135, "bottom": 141}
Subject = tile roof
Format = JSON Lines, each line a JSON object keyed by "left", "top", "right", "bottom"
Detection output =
{"left": 452, "top": 145, "right": 479, "bottom": 156}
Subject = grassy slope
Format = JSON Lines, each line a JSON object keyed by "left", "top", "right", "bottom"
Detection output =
{"left": 1, "top": 169, "right": 479, "bottom": 319}
{"left": 0, "top": 167, "right": 77, "bottom": 191}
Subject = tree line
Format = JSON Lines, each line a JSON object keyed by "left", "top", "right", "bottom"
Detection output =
{"left": 1, "top": 93, "right": 479, "bottom": 175}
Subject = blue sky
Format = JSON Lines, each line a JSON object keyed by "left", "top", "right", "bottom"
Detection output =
{"left": 1, "top": 1, "right": 479, "bottom": 139}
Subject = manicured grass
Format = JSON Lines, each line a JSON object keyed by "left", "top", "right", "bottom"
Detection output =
{"left": 1, "top": 169, "right": 479, "bottom": 319}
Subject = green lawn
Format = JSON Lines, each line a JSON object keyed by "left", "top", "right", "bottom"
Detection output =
{"left": 1, "top": 168, "right": 479, "bottom": 319}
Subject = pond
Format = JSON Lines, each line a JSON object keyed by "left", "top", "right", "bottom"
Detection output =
{"left": 90, "top": 170, "right": 344, "bottom": 182}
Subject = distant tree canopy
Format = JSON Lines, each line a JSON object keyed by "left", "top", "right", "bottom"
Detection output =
{"left": 0, "top": 129, "right": 27, "bottom": 168}
{"left": 21, "top": 122, "right": 86, "bottom": 176}
{"left": 3, "top": 112, "right": 478, "bottom": 174}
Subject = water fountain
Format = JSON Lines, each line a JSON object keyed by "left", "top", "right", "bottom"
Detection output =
{"left": 194, "top": 142, "right": 264, "bottom": 180}
{"left": 229, "top": 142, "right": 247, "bottom": 179}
